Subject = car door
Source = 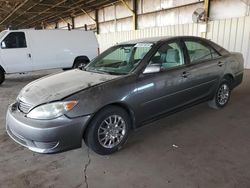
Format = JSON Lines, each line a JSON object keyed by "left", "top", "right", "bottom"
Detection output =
{"left": 134, "top": 40, "right": 199, "bottom": 124}
{"left": 181, "top": 38, "right": 225, "bottom": 101}
{"left": 0, "top": 32, "right": 32, "bottom": 73}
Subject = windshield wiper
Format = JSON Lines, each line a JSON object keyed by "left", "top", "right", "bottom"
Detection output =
{"left": 107, "top": 72, "right": 127, "bottom": 75}
{"left": 85, "top": 68, "right": 111, "bottom": 75}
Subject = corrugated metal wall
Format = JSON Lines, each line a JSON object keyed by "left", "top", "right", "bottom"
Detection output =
{"left": 207, "top": 16, "right": 250, "bottom": 69}
{"left": 97, "top": 16, "right": 250, "bottom": 68}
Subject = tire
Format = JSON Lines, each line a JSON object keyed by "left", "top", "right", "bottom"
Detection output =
{"left": 0, "top": 69, "right": 5, "bottom": 85}
{"left": 208, "top": 79, "right": 231, "bottom": 109}
{"left": 73, "top": 59, "right": 88, "bottom": 70}
{"left": 84, "top": 106, "right": 131, "bottom": 155}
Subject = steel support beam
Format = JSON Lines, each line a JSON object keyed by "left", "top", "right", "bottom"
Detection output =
{"left": 0, "top": 0, "right": 29, "bottom": 25}
{"left": 95, "top": 9, "right": 99, "bottom": 34}
{"left": 80, "top": 8, "right": 100, "bottom": 34}
{"left": 80, "top": 8, "right": 96, "bottom": 22}
{"left": 10, "top": 0, "right": 45, "bottom": 25}
{"left": 203, "top": 0, "right": 210, "bottom": 38}
{"left": 59, "top": 17, "right": 72, "bottom": 30}
{"left": 132, "top": 0, "right": 138, "bottom": 30}
{"left": 24, "top": 0, "right": 86, "bottom": 28}
{"left": 26, "top": 0, "right": 119, "bottom": 28}
{"left": 16, "top": 0, "right": 70, "bottom": 27}
{"left": 71, "top": 17, "right": 75, "bottom": 29}
{"left": 120, "top": 0, "right": 138, "bottom": 30}
{"left": 204, "top": 0, "right": 211, "bottom": 21}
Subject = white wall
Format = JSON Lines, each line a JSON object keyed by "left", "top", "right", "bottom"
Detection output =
{"left": 75, "top": 12, "right": 95, "bottom": 28}
{"left": 97, "top": 16, "right": 250, "bottom": 69}
{"left": 137, "top": 3, "right": 203, "bottom": 29}
{"left": 210, "top": 0, "right": 250, "bottom": 20}
{"left": 58, "top": 18, "right": 72, "bottom": 29}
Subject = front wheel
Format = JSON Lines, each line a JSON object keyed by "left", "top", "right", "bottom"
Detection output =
{"left": 84, "top": 106, "right": 131, "bottom": 155}
{"left": 0, "top": 69, "right": 5, "bottom": 85}
{"left": 208, "top": 80, "right": 231, "bottom": 109}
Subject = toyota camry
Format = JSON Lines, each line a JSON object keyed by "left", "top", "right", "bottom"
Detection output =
{"left": 6, "top": 36, "right": 244, "bottom": 155}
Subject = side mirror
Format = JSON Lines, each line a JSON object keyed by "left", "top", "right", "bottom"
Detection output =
{"left": 143, "top": 64, "right": 161, "bottom": 74}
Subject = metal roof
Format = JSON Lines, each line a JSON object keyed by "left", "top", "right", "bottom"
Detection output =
{"left": 0, "top": 0, "right": 119, "bottom": 30}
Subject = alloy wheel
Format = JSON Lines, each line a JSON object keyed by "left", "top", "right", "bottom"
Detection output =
{"left": 217, "top": 83, "right": 230, "bottom": 106}
{"left": 98, "top": 115, "right": 126, "bottom": 149}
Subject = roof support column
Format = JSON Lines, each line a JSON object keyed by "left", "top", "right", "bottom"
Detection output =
{"left": 203, "top": 0, "right": 210, "bottom": 38}
{"left": 132, "top": 0, "right": 138, "bottom": 30}
{"left": 80, "top": 8, "right": 99, "bottom": 33}
{"left": 204, "top": 0, "right": 211, "bottom": 20}
{"left": 95, "top": 10, "right": 99, "bottom": 34}
{"left": 120, "top": 0, "right": 138, "bottom": 30}
{"left": 71, "top": 17, "right": 75, "bottom": 29}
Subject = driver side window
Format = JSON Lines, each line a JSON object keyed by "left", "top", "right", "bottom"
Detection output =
{"left": 1, "top": 32, "right": 27, "bottom": 49}
{"left": 150, "top": 41, "right": 184, "bottom": 69}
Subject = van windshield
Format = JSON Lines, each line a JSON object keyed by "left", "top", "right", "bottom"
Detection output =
{"left": 86, "top": 43, "right": 153, "bottom": 75}
{"left": 0, "top": 31, "right": 7, "bottom": 40}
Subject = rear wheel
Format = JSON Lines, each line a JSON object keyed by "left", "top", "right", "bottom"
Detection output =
{"left": 208, "top": 79, "right": 231, "bottom": 109}
{"left": 0, "top": 69, "right": 5, "bottom": 85}
{"left": 84, "top": 106, "right": 131, "bottom": 155}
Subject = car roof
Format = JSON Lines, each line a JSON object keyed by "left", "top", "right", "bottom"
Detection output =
{"left": 119, "top": 36, "right": 171, "bottom": 44}
{"left": 118, "top": 36, "right": 206, "bottom": 45}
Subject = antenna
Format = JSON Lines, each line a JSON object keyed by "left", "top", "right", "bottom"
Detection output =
{"left": 192, "top": 8, "right": 206, "bottom": 23}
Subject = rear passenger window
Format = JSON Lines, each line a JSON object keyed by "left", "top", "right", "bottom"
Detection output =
{"left": 184, "top": 41, "right": 220, "bottom": 63}
{"left": 1, "top": 32, "right": 27, "bottom": 49}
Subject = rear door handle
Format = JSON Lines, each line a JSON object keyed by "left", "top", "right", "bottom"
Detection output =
{"left": 182, "top": 71, "right": 190, "bottom": 78}
{"left": 218, "top": 61, "right": 224, "bottom": 67}
{"left": 27, "top": 53, "right": 31, "bottom": 58}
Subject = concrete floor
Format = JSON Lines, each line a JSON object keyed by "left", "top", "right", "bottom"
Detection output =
{"left": 0, "top": 70, "right": 250, "bottom": 188}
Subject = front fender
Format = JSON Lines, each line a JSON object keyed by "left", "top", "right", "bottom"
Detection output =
{"left": 64, "top": 75, "right": 137, "bottom": 118}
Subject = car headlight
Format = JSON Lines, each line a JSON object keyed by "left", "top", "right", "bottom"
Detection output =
{"left": 27, "top": 101, "right": 78, "bottom": 120}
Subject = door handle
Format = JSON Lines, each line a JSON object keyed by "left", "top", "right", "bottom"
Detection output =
{"left": 182, "top": 71, "right": 190, "bottom": 78}
{"left": 27, "top": 53, "right": 31, "bottom": 58}
{"left": 218, "top": 61, "right": 224, "bottom": 67}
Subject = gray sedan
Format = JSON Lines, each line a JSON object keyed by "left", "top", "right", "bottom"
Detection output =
{"left": 6, "top": 36, "right": 244, "bottom": 155}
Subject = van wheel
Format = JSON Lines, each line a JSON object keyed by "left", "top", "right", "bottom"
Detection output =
{"left": 0, "top": 69, "right": 5, "bottom": 85}
{"left": 73, "top": 59, "right": 88, "bottom": 70}
{"left": 208, "top": 79, "right": 231, "bottom": 109}
{"left": 84, "top": 106, "right": 131, "bottom": 155}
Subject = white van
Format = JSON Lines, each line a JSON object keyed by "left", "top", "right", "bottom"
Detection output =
{"left": 0, "top": 29, "right": 99, "bottom": 84}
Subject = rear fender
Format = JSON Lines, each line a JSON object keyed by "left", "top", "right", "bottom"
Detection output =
{"left": 230, "top": 52, "right": 244, "bottom": 73}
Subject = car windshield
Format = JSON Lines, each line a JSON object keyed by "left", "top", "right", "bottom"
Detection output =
{"left": 86, "top": 43, "right": 153, "bottom": 75}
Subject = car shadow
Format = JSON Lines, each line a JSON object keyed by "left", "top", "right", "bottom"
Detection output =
{"left": 124, "top": 103, "right": 211, "bottom": 148}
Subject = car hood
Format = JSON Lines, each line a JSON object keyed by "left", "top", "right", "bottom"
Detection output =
{"left": 18, "top": 69, "right": 119, "bottom": 106}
